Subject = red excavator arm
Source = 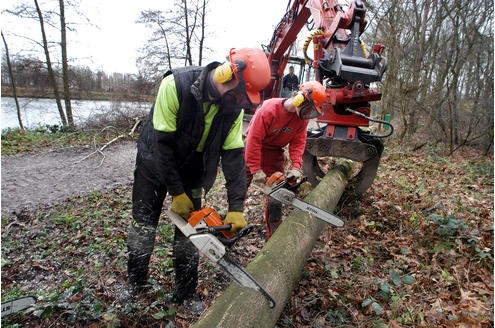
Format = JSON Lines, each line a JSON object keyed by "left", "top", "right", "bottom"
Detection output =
{"left": 263, "top": 1, "right": 311, "bottom": 99}
{"left": 261, "top": 0, "right": 392, "bottom": 196}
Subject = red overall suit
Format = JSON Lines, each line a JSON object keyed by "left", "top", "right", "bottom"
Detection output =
{"left": 245, "top": 98, "right": 308, "bottom": 237}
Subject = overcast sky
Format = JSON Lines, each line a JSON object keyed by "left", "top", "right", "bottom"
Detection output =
{"left": 1, "top": 0, "right": 290, "bottom": 74}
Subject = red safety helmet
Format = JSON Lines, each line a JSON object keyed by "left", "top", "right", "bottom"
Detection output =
{"left": 228, "top": 48, "right": 271, "bottom": 106}
{"left": 295, "top": 81, "right": 326, "bottom": 119}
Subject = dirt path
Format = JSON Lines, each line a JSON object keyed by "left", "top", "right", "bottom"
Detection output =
{"left": 1, "top": 141, "right": 136, "bottom": 217}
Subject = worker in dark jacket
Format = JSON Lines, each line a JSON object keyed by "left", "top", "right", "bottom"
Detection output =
{"left": 127, "top": 48, "right": 271, "bottom": 309}
{"left": 281, "top": 66, "right": 299, "bottom": 97}
{"left": 245, "top": 81, "right": 326, "bottom": 238}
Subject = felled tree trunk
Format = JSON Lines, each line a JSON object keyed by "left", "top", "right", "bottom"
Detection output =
{"left": 193, "top": 162, "right": 353, "bottom": 328}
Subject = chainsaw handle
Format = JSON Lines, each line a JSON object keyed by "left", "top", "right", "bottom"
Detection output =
{"left": 217, "top": 224, "right": 254, "bottom": 247}
{"left": 209, "top": 224, "right": 232, "bottom": 232}
{"left": 286, "top": 176, "right": 307, "bottom": 191}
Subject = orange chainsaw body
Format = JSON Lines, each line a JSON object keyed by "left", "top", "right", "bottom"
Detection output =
{"left": 188, "top": 207, "right": 235, "bottom": 239}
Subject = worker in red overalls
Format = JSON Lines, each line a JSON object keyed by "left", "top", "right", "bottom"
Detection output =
{"left": 245, "top": 80, "right": 326, "bottom": 238}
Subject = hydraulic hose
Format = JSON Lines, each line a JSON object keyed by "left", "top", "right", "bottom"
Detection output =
{"left": 344, "top": 108, "right": 394, "bottom": 138}
{"left": 302, "top": 29, "right": 325, "bottom": 66}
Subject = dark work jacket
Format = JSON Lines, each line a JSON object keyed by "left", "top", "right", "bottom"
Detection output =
{"left": 282, "top": 73, "right": 299, "bottom": 91}
{"left": 136, "top": 62, "right": 246, "bottom": 211}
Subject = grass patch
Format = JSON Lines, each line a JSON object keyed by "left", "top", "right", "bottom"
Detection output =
{"left": 1, "top": 126, "right": 107, "bottom": 155}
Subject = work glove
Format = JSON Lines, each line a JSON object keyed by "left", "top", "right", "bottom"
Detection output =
{"left": 224, "top": 211, "right": 247, "bottom": 233}
{"left": 286, "top": 167, "right": 303, "bottom": 181}
{"left": 171, "top": 193, "right": 194, "bottom": 218}
{"left": 252, "top": 170, "right": 267, "bottom": 186}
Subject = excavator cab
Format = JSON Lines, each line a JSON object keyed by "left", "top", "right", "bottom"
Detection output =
{"left": 279, "top": 56, "right": 307, "bottom": 98}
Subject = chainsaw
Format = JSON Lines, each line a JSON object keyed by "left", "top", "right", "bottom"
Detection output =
{"left": 1, "top": 296, "right": 36, "bottom": 317}
{"left": 167, "top": 207, "right": 276, "bottom": 308}
{"left": 263, "top": 172, "right": 344, "bottom": 227}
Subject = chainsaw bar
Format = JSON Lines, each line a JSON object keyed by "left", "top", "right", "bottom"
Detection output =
{"left": 269, "top": 188, "right": 344, "bottom": 227}
{"left": 218, "top": 256, "right": 276, "bottom": 308}
{"left": 1, "top": 296, "right": 36, "bottom": 317}
{"left": 167, "top": 209, "right": 276, "bottom": 308}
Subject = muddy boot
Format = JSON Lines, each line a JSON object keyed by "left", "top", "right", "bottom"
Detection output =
{"left": 265, "top": 198, "right": 283, "bottom": 238}
{"left": 117, "top": 281, "right": 151, "bottom": 303}
{"left": 118, "top": 252, "right": 151, "bottom": 303}
{"left": 127, "top": 247, "right": 150, "bottom": 284}
{"left": 182, "top": 294, "right": 206, "bottom": 314}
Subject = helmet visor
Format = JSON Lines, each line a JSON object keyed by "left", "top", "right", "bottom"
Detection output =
{"left": 298, "top": 101, "right": 321, "bottom": 119}
{"left": 221, "top": 83, "right": 254, "bottom": 110}
{"left": 221, "top": 58, "right": 262, "bottom": 110}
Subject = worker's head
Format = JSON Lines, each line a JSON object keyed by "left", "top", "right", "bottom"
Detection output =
{"left": 291, "top": 81, "right": 326, "bottom": 119}
{"left": 289, "top": 66, "right": 295, "bottom": 74}
{"left": 213, "top": 47, "right": 270, "bottom": 109}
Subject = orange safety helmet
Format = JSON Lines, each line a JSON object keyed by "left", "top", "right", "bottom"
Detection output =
{"left": 228, "top": 48, "right": 271, "bottom": 106}
{"left": 294, "top": 80, "right": 327, "bottom": 119}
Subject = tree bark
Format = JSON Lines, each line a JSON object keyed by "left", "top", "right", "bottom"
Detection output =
{"left": 1, "top": 31, "right": 24, "bottom": 130}
{"left": 33, "top": 0, "right": 67, "bottom": 128}
{"left": 193, "top": 162, "right": 353, "bottom": 328}
{"left": 59, "top": 0, "right": 74, "bottom": 129}
{"left": 198, "top": 0, "right": 206, "bottom": 66}
{"left": 182, "top": 0, "right": 192, "bottom": 66}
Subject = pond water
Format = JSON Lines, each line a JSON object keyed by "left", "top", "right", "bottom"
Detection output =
{"left": 1, "top": 97, "right": 152, "bottom": 130}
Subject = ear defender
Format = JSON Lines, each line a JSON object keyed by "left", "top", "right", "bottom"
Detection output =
{"left": 213, "top": 62, "right": 234, "bottom": 83}
{"left": 292, "top": 92, "right": 305, "bottom": 107}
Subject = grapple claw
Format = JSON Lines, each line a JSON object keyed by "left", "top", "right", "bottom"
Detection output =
{"left": 302, "top": 127, "right": 384, "bottom": 197}
{"left": 302, "top": 150, "right": 325, "bottom": 185}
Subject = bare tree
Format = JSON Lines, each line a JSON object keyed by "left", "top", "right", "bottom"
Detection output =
{"left": 33, "top": 0, "right": 68, "bottom": 127}
{"left": 59, "top": 0, "right": 74, "bottom": 129}
{"left": 180, "top": 0, "right": 210, "bottom": 66}
{"left": 136, "top": 10, "right": 176, "bottom": 82}
{"left": 4, "top": 0, "right": 87, "bottom": 129}
{"left": 182, "top": 0, "right": 192, "bottom": 66}
{"left": 2, "top": 32, "right": 24, "bottom": 130}
{"left": 197, "top": 0, "right": 207, "bottom": 66}
{"left": 136, "top": 0, "right": 210, "bottom": 81}
{"left": 374, "top": 0, "right": 493, "bottom": 154}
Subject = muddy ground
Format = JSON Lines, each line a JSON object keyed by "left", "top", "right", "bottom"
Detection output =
{"left": 2, "top": 139, "right": 493, "bottom": 327}
{"left": 1, "top": 141, "right": 137, "bottom": 218}
{"left": 1, "top": 119, "right": 258, "bottom": 218}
